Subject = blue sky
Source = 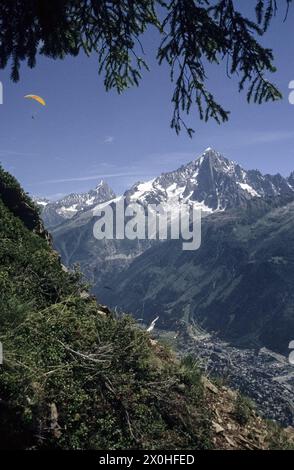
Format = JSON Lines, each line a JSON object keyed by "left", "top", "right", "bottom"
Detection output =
{"left": 0, "top": 2, "right": 294, "bottom": 199}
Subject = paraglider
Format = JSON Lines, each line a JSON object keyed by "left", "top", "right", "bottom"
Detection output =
{"left": 24, "top": 94, "right": 46, "bottom": 106}
{"left": 24, "top": 94, "right": 46, "bottom": 119}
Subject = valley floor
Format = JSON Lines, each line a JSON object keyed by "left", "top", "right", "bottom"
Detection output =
{"left": 158, "top": 327, "right": 294, "bottom": 427}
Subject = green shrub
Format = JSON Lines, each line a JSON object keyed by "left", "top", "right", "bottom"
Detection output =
{"left": 234, "top": 392, "right": 253, "bottom": 426}
{"left": 267, "top": 421, "right": 294, "bottom": 450}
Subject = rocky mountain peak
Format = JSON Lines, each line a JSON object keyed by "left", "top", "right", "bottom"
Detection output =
{"left": 95, "top": 179, "right": 110, "bottom": 191}
{"left": 95, "top": 179, "right": 105, "bottom": 189}
{"left": 201, "top": 146, "right": 224, "bottom": 161}
{"left": 35, "top": 180, "right": 116, "bottom": 229}
{"left": 37, "top": 148, "right": 294, "bottom": 228}
{"left": 125, "top": 148, "right": 292, "bottom": 212}
{"left": 288, "top": 171, "right": 294, "bottom": 188}
{"left": 92, "top": 179, "right": 116, "bottom": 199}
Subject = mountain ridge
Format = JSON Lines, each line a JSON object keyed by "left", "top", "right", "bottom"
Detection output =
{"left": 46, "top": 149, "right": 294, "bottom": 307}
{"left": 123, "top": 148, "right": 294, "bottom": 212}
{"left": 37, "top": 149, "right": 294, "bottom": 232}
{"left": 35, "top": 180, "right": 116, "bottom": 229}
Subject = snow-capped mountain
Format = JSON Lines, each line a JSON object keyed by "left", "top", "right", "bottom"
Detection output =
{"left": 55, "top": 180, "right": 116, "bottom": 218}
{"left": 33, "top": 197, "right": 50, "bottom": 207}
{"left": 38, "top": 148, "right": 294, "bottom": 231}
{"left": 49, "top": 147, "right": 294, "bottom": 316}
{"left": 123, "top": 148, "right": 294, "bottom": 212}
{"left": 288, "top": 171, "right": 294, "bottom": 189}
{"left": 36, "top": 180, "right": 116, "bottom": 229}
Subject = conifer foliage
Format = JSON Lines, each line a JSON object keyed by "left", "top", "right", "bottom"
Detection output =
{"left": 0, "top": 0, "right": 291, "bottom": 134}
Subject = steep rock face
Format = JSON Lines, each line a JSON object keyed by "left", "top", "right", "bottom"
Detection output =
{"left": 124, "top": 148, "right": 293, "bottom": 212}
{"left": 288, "top": 171, "right": 294, "bottom": 188}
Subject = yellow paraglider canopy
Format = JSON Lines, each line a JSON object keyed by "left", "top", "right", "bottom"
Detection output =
{"left": 24, "top": 94, "right": 46, "bottom": 106}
